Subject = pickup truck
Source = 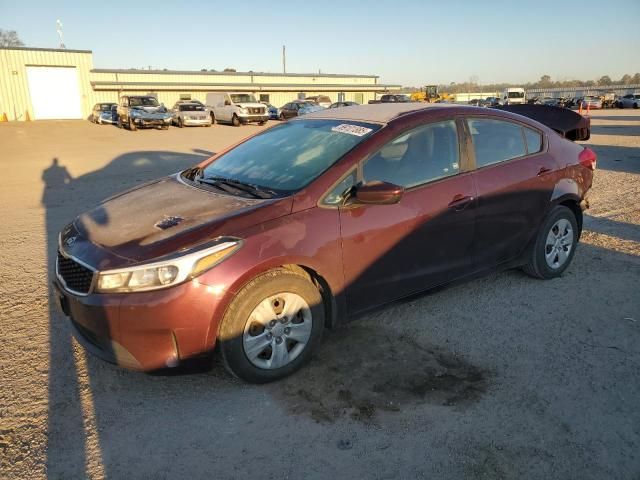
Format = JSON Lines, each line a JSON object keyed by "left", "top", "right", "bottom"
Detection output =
{"left": 116, "top": 95, "right": 172, "bottom": 131}
{"left": 368, "top": 94, "right": 412, "bottom": 104}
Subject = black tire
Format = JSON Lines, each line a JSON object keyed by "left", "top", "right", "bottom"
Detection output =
{"left": 522, "top": 205, "right": 579, "bottom": 279}
{"left": 210, "top": 112, "right": 215, "bottom": 124}
{"left": 117, "top": 116, "right": 123, "bottom": 129}
{"left": 634, "top": 103, "right": 639, "bottom": 109}
{"left": 218, "top": 268, "right": 325, "bottom": 383}
{"left": 128, "top": 117, "right": 137, "bottom": 131}
{"left": 258, "top": 121, "right": 265, "bottom": 126}
{"left": 178, "top": 117, "right": 183, "bottom": 128}
{"left": 279, "top": 113, "right": 285, "bottom": 121}
{"left": 232, "top": 114, "right": 240, "bottom": 127}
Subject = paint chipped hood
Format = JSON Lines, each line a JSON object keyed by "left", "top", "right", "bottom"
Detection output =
{"left": 64, "top": 174, "right": 292, "bottom": 269}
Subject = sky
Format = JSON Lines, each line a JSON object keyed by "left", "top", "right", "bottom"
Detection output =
{"left": 2, "top": 0, "right": 639, "bottom": 87}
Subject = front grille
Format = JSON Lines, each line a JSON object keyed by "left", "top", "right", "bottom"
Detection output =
{"left": 57, "top": 252, "right": 94, "bottom": 294}
{"left": 249, "top": 107, "right": 264, "bottom": 114}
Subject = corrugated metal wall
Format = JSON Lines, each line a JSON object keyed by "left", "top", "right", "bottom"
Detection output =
{"left": 0, "top": 48, "right": 394, "bottom": 120}
{"left": 0, "top": 48, "right": 95, "bottom": 121}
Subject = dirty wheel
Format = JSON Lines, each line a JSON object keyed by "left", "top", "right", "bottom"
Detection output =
{"left": 523, "top": 205, "right": 578, "bottom": 279}
{"left": 232, "top": 114, "right": 240, "bottom": 127}
{"left": 178, "top": 117, "right": 183, "bottom": 128}
{"left": 128, "top": 117, "right": 137, "bottom": 131}
{"left": 218, "top": 268, "right": 324, "bottom": 383}
{"left": 279, "top": 113, "right": 285, "bottom": 121}
{"left": 210, "top": 112, "right": 215, "bottom": 124}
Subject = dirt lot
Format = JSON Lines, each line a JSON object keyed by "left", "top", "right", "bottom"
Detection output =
{"left": 1, "top": 111, "right": 639, "bottom": 479}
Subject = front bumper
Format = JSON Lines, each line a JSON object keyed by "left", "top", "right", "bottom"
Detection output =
{"left": 238, "top": 114, "right": 269, "bottom": 124}
{"left": 53, "top": 277, "right": 222, "bottom": 371}
{"left": 183, "top": 118, "right": 212, "bottom": 126}
{"left": 133, "top": 117, "right": 172, "bottom": 127}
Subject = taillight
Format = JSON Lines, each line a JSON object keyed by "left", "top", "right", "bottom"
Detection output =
{"left": 579, "top": 147, "right": 597, "bottom": 170}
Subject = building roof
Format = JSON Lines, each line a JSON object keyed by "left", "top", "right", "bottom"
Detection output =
{"left": 301, "top": 103, "right": 458, "bottom": 123}
{"left": 91, "top": 68, "right": 379, "bottom": 79}
{"left": 0, "top": 46, "right": 92, "bottom": 54}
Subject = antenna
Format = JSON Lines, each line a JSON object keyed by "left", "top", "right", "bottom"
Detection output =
{"left": 282, "top": 45, "right": 286, "bottom": 74}
{"left": 56, "top": 19, "right": 65, "bottom": 49}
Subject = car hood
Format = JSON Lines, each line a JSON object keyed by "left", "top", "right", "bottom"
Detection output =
{"left": 66, "top": 174, "right": 293, "bottom": 268}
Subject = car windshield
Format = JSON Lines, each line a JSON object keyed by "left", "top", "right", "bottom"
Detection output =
{"left": 231, "top": 94, "right": 257, "bottom": 103}
{"left": 635, "top": 95, "right": 640, "bottom": 99}
{"left": 201, "top": 119, "right": 380, "bottom": 192}
{"left": 179, "top": 104, "right": 205, "bottom": 111}
{"left": 99, "top": 104, "right": 114, "bottom": 111}
{"left": 129, "top": 97, "right": 159, "bottom": 107}
{"left": 508, "top": 91, "right": 525, "bottom": 98}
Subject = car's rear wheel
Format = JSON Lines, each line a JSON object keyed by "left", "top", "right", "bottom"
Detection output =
{"left": 523, "top": 205, "right": 578, "bottom": 279}
{"left": 178, "top": 117, "right": 183, "bottom": 128}
{"left": 218, "top": 268, "right": 324, "bottom": 383}
{"left": 128, "top": 117, "right": 137, "bottom": 131}
{"left": 232, "top": 114, "right": 240, "bottom": 127}
{"left": 210, "top": 112, "right": 215, "bottom": 124}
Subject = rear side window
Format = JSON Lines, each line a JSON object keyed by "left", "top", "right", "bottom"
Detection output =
{"left": 524, "top": 127, "right": 542, "bottom": 154}
{"left": 363, "top": 120, "right": 460, "bottom": 188}
{"left": 467, "top": 118, "right": 526, "bottom": 168}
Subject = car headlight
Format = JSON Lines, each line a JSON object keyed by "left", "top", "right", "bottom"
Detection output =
{"left": 95, "top": 238, "right": 241, "bottom": 293}
{"left": 238, "top": 107, "right": 248, "bottom": 114}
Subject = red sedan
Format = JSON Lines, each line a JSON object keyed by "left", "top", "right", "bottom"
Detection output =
{"left": 54, "top": 103, "right": 595, "bottom": 382}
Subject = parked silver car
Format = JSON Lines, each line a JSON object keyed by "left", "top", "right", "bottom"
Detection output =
{"left": 618, "top": 93, "right": 640, "bottom": 109}
{"left": 171, "top": 102, "right": 212, "bottom": 127}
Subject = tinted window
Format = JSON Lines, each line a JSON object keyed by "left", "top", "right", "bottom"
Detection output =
{"left": 467, "top": 119, "right": 526, "bottom": 167}
{"left": 202, "top": 120, "right": 380, "bottom": 192}
{"left": 363, "top": 120, "right": 460, "bottom": 188}
{"left": 179, "top": 104, "right": 205, "bottom": 111}
{"left": 524, "top": 127, "right": 542, "bottom": 154}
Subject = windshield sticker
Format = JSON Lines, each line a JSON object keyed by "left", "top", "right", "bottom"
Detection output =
{"left": 331, "top": 124, "right": 373, "bottom": 137}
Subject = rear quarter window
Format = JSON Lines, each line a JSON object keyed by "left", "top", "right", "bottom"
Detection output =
{"left": 467, "top": 118, "right": 527, "bottom": 168}
{"left": 524, "top": 127, "right": 542, "bottom": 154}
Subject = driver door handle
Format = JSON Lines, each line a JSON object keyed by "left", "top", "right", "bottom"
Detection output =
{"left": 537, "top": 166, "right": 552, "bottom": 176}
{"left": 448, "top": 194, "right": 474, "bottom": 211}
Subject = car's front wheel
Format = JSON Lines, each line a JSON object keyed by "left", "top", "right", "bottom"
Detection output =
{"left": 523, "top": 205, "right": 578, "bottom": 279}
{"left": 232, "top": 114, "right": 240, "bottom": 127}
{"left": 218, "top": 268, "right": 324, "bottom": 383}
{"left": 178, "top": 117, "right": 183, "bottom": 128}
{"left": 128, "top": 117, "right": 137, "bottom": 131}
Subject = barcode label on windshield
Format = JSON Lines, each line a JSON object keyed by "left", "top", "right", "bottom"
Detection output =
{"left": 331, "top": 124, "right": 373, "bottom": 137}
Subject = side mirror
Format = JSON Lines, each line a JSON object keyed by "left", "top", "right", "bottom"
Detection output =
{"left": 224, "top": 100, "right": 231, "bottom": 106}
{"left": 355, "top": 181, "right": 404, "bottom": 205}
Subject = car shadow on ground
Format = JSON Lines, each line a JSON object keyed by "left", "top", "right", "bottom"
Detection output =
{"left": 584, "top": 144, "right": 640, "bottom": 174}
{"left": 590, "top": 125, "right": 640, "bottom": 137}
{"left": 43, "top": 151, "right": 640, "bottom": 478}
{"left": 43, "top": 150, "right": 211, "bottom": 478}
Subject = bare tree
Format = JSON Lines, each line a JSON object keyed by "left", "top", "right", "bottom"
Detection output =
{"left": 0, "top": 29, "right": 24, "bottom": 47}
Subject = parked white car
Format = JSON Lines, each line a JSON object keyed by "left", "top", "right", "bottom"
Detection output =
{"left": 305, "top": 95, "right": 332, "bottom": 108}
{"left": 205, "top": 93, "right": 269, "bottom": 126}
{"left": 618, "top": 93, "right": 640, "bottom": 109}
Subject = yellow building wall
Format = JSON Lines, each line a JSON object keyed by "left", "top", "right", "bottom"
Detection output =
{"left": 1, "top": 48, "right": 392, "bottom": 120}
{"left": 0, "top": 48, "right": 95, "bottom": 120}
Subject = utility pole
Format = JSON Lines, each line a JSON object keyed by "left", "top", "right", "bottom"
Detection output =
{"left": 282, "top": 45, "right": 286, "bottom": 74}
{"left": 56, "top": 20, "right": 65, "bottom": 49}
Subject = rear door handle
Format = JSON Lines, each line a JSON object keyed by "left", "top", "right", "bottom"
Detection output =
{"left": 537, "top": 166, "right": 552, "bottom": 176}
{"left": 448, "top": 194, "right": 474, "bottom": 211}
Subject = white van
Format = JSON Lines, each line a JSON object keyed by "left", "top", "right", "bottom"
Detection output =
{"left": 205, "top": 92, "right": 269, "bottom": 126}
{"left": 501, "top": 87, "right": 526, "bottom": 105}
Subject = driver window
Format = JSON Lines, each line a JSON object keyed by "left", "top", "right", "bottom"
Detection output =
{"left": 363, "top": 120, "right": 460, "bottom": 188}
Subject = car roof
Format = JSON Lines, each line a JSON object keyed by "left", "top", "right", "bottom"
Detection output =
{"left": 301, "top": 103, "right": 458, "bottom": 123}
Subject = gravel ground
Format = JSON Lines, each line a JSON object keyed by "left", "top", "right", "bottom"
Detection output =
{"left": 1, "top": 111, "right": 639, "bottom": 479}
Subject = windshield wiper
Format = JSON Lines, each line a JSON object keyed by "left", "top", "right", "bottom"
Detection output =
{"left": 198, "top": 176, "right": 275, "bottom": 199}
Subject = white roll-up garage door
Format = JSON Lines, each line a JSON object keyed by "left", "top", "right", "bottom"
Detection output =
{"left": 26, "top": 66, "right": 82, "bottom": 119}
